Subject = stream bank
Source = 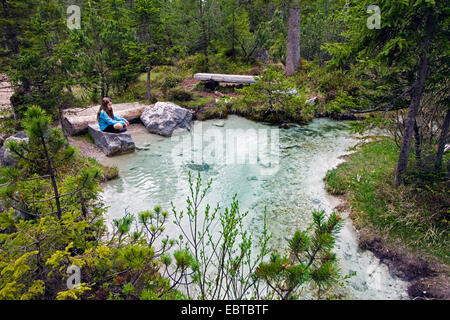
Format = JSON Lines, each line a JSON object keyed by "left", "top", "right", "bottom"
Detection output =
{"left": 333, "top": 196, "right": 449, "bottom": 300}
{"left": 326, "top": 139, "right": 449, "bottom": 300}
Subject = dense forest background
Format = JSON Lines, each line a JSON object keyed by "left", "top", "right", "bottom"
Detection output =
{"left": 0, "top": 0, "right": 448, "bottom": 300}
{"left": 1, "top": 0, "right": 351, "bottom": 111}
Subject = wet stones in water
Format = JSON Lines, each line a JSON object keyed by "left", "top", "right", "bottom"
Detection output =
{"left": 136, "top": 143, "right": 151, "bottom": 151}
{"left": 278, "top": 123, "right": 299, "bottom": 129}
{"left": 213, "top": 121, "right": 225, "bottom": 127}
{"left": 258, "top": 162, "right": 273, "bottom": 168}
{"left": 281, "top": 144, "right": 300, "bottom": 150}
{"left": 186, "top": 162, "right": 210, "bottom": 172}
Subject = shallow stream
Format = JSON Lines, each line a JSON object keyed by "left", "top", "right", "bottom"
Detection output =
{"left": 101, "top": 115, "right": 409, "bottom": 300}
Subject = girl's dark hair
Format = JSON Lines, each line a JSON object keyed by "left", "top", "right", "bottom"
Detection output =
{"left": 97, "top": 97, "right": 114, "bottom": 120}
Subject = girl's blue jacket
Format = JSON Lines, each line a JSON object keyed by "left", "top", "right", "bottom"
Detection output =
{"left": 98, "top": 110, "right": 127, "bottom": 131}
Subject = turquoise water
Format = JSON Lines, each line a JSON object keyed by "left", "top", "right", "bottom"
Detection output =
{"left": 101, "top": 115, "right": 408, "bottom": 300}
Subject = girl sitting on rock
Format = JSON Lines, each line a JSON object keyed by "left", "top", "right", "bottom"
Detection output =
{"left": 97, "top": 97, "right": 130, "bottom": 133}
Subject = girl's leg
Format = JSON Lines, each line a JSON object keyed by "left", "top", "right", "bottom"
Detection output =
{"left": 103, "top": 125, "right": 116, "bottom": 133}
{"left": 113, "top": 123, "right": 124, "bottom": 131}
{"left": 103, "top": 125, "right": 126, "bottom": 133}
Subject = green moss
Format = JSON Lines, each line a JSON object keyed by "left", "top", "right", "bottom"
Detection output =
{"left": 77, "top": 133, "right": 95, "bottom": 144}
{"left": 73, "top": 154, "right": 119, "bottom": 182}
{"left": 196, "top": 103, "right": 228, "bottom": 121}
{"left": 185, "top": 96, "right": 214, "bottom": 108}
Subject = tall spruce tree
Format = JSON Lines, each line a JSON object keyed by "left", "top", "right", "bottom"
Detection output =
{"left": 1, "top": 0, "right": 76, "bottom": 119}
{"left": 326, "top": 0, "right": 449, "bottom": 185}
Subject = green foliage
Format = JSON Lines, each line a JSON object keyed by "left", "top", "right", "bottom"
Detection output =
{"left": 152, "top": 67, "right": 184, "bottom": 98}
{"left": 167, "top": 88, "right": 193, "bottom": 102}
{"left": 327, "top": 92, "right": 365, "bottom": 114}
{"left": 2, "top": 0, "right": 448, "bottom": 301}
{"left": 196, "top": 102, "right": 228, "bottom": 121}
{"left": 166, "top": 172, "right": 348, "bottom": 300}
{"left": 325, "top": 138, "right": 449, "bottom": 261}
{"left": 170, "top": 172, "right": 272, "bottom": 300}
{"left": 70, "top": 0, "right": 140, "bottom": 101}
{"left": 235, "top": 67, "right": 312, "bottom": 123}
{"left": 324, "top": 0, "right": 448, "bottom": 112}
{"left": 4, "top": 0, "right": 79, "bottom": 119}
{"left": 300, "top": 0, "right": 347, "bottom": 64}
{"left": 1, "top": 154, "right": 348, "bottom": 301}
{"left": 0, "top": 106, "right": 103, "bottom": 221}
{"left": 255, "top": 210, "right": 345, "bottom": 299}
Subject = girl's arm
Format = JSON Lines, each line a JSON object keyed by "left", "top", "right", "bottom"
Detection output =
{"left": 100, "top": 111, "right": 121, "bottom": 126}
{"left": 114, "top": 115, "right": 127, "bottom": 124}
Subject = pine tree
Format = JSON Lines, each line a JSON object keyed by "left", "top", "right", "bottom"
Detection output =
{"left": 326, "top": 0, "right": 449, "bottom": 185}
{"left": 127, "top": 0, "right": 167, "bottom": 101}
{"left": 0, "top": 106, "right": 100, "bottom": 220}
{"left": 255, "top": 210, "right": 346, "bottom": 299}
{"left": 71, "top": 0, "right": 138, "bottom": 101}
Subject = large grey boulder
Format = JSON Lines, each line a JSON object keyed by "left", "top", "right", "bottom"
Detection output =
{"left": 0, "top": 132, "right": 29, "bottom": 167}
{"left": 88, "top": 124, "right": 135, "bottom": 157}
{"left": 140, "top": 102, "right": 193, "bottom": 137}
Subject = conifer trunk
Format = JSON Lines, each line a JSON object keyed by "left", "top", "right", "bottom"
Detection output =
{"left": 146, "top": 65, "right": 152, "bottom": 101}
{"left": 414, "top": 120, "right": 422, "bottom": 167}
{"left": 285, "top": 0, "right": 301, "bottom": 76}
{"left": 40, "top": 134, "right": 62, "bottom": 219}
{"left": 394, "top": 48, "right": 429, "bottom": 185}
{"left": 394, "top": 13, "right": 433, "bottom": 186}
